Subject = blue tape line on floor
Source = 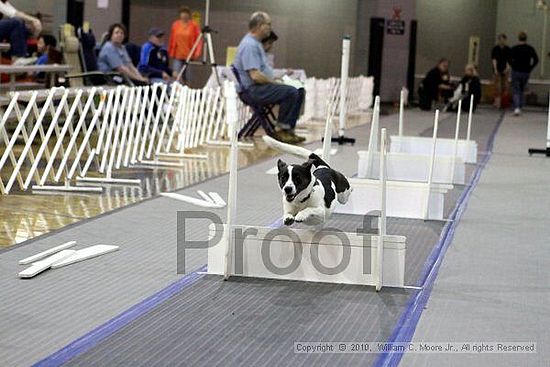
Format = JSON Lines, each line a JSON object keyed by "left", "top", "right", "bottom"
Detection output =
{"left": 33, "top": 264, "right": 207, "bottom": 367}
{"left": 373, "top": 112, "right": 504, "bottom": 367}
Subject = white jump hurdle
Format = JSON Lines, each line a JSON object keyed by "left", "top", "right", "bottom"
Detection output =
{"left": 391, "top": 94, "right": 478, "bottom": 164}
{"left": 358, "top": 95, "right": 465, "bottom": 185}
{"left": 207, "top": 81, "right": 406, "bottom": 290}
{"left": 337, "top": 107, "right": 453, "bottom": 220}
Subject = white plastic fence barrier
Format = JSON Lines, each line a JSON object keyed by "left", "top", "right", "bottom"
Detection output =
{"left": 0, "top": 81, "right": 256, "bottom": 195}
{"left": 0, "top": 87, "right": 108, "bottom": 194}
{"left": 300, "top": 75, "right": 374, "bottom": 124}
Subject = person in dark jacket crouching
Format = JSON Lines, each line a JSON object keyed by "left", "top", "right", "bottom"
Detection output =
{"left": 418, "top": 58, "right": 453, "bottom": 111}
{"left": 138, "top": 27, "right": 177, "bottom": 84}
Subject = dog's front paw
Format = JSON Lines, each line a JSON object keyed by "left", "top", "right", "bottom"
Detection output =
{"left": 294, "top": 212, "right": 308, "bottom": 223}
{"left": 283, "top": 214, "right": 295, "bottom": 226}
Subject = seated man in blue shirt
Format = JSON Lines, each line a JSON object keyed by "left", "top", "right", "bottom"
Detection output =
{"left": 138, "top": 27, "right": 176, "bottom": 84}
{"left": 233, "top": 11, "right": 305, "bottom": 144}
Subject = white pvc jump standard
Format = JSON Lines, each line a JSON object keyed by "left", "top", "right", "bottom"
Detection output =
{"left": 329, "top": 36, "right": 355, "bottom": 146}
{"left": 338, "top": 109, "right": 453, "bottom": 221}
{"left": 357, "top": 96, "right": 466, "bottom": 185}
{"left": 390, "top": 94, "right": 478, "bottom": 164}
{"left": 207, "top": 81, "right": 406, "bottom": 290}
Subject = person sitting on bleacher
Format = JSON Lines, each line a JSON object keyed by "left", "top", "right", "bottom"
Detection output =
{"left": 98, "top": 23, "right": 149, "bottom": 85}
{"left": 33, "top": 34, "right": 61, "bottom": 82}
{"left": 35, "top": 34, "right": 56, "bottom": 65}
{"left": 233, "top": 11, "right": 305, "bottom": 144}
{"left": 138, "top": 27, "right": 176, "bottom": 84}
{"left": 0, "top": 0, "right": 42, "bottom": 60}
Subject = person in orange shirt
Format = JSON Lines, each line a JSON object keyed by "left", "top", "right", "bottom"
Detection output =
{"left": 168, "top": 6, "right": 202, "bottom": 82}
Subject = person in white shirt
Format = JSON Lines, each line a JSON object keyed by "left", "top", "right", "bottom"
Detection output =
{"left": 0, "top": 0, "right": 42, "bottom": 58}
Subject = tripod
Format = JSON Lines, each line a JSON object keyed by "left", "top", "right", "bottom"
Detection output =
{"left": 175, "top": 0, "right": 222, "bottom": 88}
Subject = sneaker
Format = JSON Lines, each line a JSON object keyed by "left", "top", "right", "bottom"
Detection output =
{"left": 274, "top": 129, "right": 305, "bottom": 144}
{"left": 287, "top": 130, "right": 306, "bottom": 143}
{"left": 514, "top": 108, "right": 521, "bottom": 116}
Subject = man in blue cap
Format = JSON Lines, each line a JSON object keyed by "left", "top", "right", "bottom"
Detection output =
{"left": 139, "top": 27, "right": 177, "bottom": 84}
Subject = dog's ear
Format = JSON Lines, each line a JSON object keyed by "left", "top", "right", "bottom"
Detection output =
{"left": 303, "top": 160, "right": 315, "bottom": 176}
{"left": 277, "top": 159, "right": 287, "bottom": 172}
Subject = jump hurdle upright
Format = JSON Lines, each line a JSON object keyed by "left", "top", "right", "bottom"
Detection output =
{"left": 207, "top": 81, "right": 406, "bottom": 290}
{"left": 337, "top": 108, "right": 453, "bottom": 221}
{"left": 357, "top": 95, "right": 466, "bottom": 185}
{"left": 330, "top": 35, "right": 355, "bottom": 146}
{"left": 528, "top": 94, "right": 550, "bottom": 157}
{"left": 390, "top": 94, "right": 478, "bottom": 164}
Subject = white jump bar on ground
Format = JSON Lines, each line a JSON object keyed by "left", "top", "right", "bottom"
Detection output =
{"left": 51, "top": 245, "right": 119, "bottom": 269}
{"left": 19, "top": 241, "right": 77, "bottom": 265}
{"left": 18, "top": 250, "right": 76, "bottom": 278}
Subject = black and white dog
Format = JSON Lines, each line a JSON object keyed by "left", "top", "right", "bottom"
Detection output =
{"left": 263, "top": 136, "right": 352, "bottom": 226}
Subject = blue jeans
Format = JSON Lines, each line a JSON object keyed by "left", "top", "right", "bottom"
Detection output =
{"left": 172, "top": 59, "right": 191, "bottom": 81}
{"left": 248, "top": 84, "right": 304, "bottom": 130}
{"left": 511, "top": 70, "right": 530, "bottom": 109}
{"left": 0, "top": 18, "right": 28, "bottom": 57}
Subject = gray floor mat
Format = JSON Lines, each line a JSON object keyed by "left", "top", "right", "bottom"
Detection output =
{"left": 65, "top": 275, "right": 413, "bottom": 367}
{"left": 0, "top": 109, "right": 501, "bottom": 366}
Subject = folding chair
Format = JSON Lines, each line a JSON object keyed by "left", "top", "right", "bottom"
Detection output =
{"left": 230, "top": 65, "right": 276, "bottom": 138}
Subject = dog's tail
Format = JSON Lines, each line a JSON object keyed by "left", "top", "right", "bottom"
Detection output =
{"left": 263, "top": 135, "right": 312, "bottom": 159}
